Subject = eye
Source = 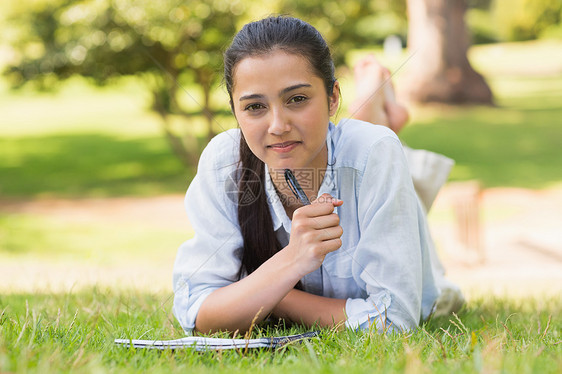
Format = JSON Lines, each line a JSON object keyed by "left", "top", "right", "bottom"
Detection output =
{"left": 244, "top": 103, "right": 265, "bottom": 112}
{"left": 288, "top": 95, "right": 307, "bottom": 104}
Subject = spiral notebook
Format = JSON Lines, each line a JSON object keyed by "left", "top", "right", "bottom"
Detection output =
{"left": 114, "top": 331, "right": 319, "bottom": 351}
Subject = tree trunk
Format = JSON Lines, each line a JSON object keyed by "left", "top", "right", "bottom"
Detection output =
{"left": 159, "top": 113, "right": 199, "bottom": 167}
{"left": 149, "top": 83, "right": 196, "bottom": 167}
{"left": 401, "top": 0, "right": 493, "bottom": 104}
{"left": 201, "top": 82, "right": 216, "bottom": 144}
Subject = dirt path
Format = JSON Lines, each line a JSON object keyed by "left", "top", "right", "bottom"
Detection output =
{"left": 431, "top": 185, "right": 562, "bottom": 298}
{"left": 1, "top": 186, "right": 561, "bottom": 298}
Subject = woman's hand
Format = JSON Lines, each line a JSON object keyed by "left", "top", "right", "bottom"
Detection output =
{"left": 285, "top": 193, "right": 344, "bottom": 277}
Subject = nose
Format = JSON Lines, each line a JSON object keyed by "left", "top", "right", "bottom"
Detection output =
{"left": 268, "top": 107, "right": 291, "bottom": 136}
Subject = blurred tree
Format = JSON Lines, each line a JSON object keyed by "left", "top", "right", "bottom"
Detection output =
{"left": 493, "top": 0, "right": 562, "bottom": 41}
{"left": 278, "top": 0, "right": 408, "bottom": 65}
{"left": 4, "top": 0, "right": 412, "bottom": 165}
{"left": 3, "top": 0, "right": 249, "bottom": 165}
{"left": 402, "top": 0, "right": 494, "bottom": 104}
{"left": 5, "top": 0, "right": 509, "bottom": 166}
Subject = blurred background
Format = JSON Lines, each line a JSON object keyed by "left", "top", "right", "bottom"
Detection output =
{"left": 0, "top": 0, "right": 561, "bottom": 297}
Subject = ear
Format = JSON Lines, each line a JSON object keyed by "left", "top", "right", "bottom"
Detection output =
{"left": 328, "top": 81, "right": 340, "bottom": 116}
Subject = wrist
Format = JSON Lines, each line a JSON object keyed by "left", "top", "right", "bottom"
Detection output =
{"left": 271, "top": 245, "right": 307, "bottom": 283}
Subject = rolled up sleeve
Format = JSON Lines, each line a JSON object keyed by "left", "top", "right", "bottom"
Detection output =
{"left": 172, "top": 132, "right": 244, "bottom": 334}
{"left": 347, "top": 136, "right": 427, "bottom": 332}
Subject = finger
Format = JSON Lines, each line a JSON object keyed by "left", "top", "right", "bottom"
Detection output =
{"left": 291, "top": 214, "right": 337, "bottom": 236}
{"left": 318, "top": 237, "right": 343, "bottom": 255}
{"left": 294, "top": 201, "right": 334, "bottom": 218}
{"left": 307, "top": 213, "right": 340, "bottom": 230}
{"left": 312, "top": 193, "right": 341, "bottom": 205}
{"left": 332, "top": 199, "right": 344, "bottom": 207}
{"left": 316, "top": 193, "right": 343, "bottom": 207}
{"left": 318, "top": 225, "right": 343, "bottom": 242}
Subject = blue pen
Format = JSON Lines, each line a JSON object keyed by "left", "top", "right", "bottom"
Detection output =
{"left": 284, "top": 169, "right": 311, "bottom": 205}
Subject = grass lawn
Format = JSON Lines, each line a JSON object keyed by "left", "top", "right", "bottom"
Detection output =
{"left": 398, "top": 72, "right": 562, "bottom": 188}
{"left": 348, "top": 39, "right": 562, "bottom": 189}
{"left": 1, "top": 290, "right": 561, "bottom": 373}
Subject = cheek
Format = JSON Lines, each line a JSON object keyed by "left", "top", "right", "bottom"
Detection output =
{"left": 238, "top": 123, "right": 264, "bottom": 154}
{"left": 300, "top": 102, "right": 330, "bottom": 129}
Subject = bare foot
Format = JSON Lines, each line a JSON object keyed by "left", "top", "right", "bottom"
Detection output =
{"left": 348, "top": 55, "right": 389, "bottom": 125}
{"left": 349, "top": 55, "right": 409, "bottom": 134}
{"left": 381, "top": 68, "right": 409, "bottom": 134}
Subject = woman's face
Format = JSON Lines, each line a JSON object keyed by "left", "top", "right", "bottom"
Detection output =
{"left": 231, "top": 50, "right": 339, "bottom": 173}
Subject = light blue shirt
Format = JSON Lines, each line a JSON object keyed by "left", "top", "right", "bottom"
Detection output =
{"left": 173, "top": 119, "right": 440, "bottom": 333}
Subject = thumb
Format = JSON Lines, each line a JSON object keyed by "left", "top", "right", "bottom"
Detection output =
{"left": 313, "top": 193, "right": 343, "bottom": 206}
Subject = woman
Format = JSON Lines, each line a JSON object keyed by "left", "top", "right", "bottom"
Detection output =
{"left": 173, "top": 16, "right": 462, "bottom": 334}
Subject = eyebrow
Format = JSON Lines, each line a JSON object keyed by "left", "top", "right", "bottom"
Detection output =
{"left": 239, "top": 83, "right": 312, "bottom": 102}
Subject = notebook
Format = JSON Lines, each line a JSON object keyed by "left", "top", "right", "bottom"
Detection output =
{"left": 114, "top": 331, "right": 319, "bottom": 351}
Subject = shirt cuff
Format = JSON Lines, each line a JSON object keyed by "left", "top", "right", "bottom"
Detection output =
{"left": 172, "top": 277, "right": 214, "bottom": 335}
{"left": 345, "top": 290, "right": 392, "bottom": 331}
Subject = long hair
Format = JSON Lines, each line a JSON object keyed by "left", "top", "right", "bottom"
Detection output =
{"left": 223, "top": 16, "right": 336, "bottom": 276}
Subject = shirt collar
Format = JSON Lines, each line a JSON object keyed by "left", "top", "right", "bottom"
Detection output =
{"left": 264, "top": 166, "right": 290, "bottom": 231}
{"left": 264, "top": 122, "right": 338, "bottom": 232}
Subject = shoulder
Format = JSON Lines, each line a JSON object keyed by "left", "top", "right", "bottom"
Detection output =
{"left": 331, "top": 119, "right": 403, "bottom": 170}
{"left": 185, "top": 129, "right": 241, "bottom": 216}
{"left": 197, "top": 128, "right": 241, "bottom": 176}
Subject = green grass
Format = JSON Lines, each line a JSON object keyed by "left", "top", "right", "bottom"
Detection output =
{"left": 348, "top": 40, "right": 562, "bottom": 189}
{"left": 0, "top": 77, "right": 197, "bottom": 198}
{"left": 1, "top": 39, "right": 562, "bottom": 373}
{"left": 0, "top": 133, "right": 191, "bottom": 198}
{"left": 399, "top": 75, "right": 562, "bottom": 188}
{"left": 0, "top": 212, "right": 187, "bottom": 260}
{"left": 0, "top": 290, "right": 560, "bottom": 373}
{"left": 0, "top": 75, "right": 237, "bottom": 198}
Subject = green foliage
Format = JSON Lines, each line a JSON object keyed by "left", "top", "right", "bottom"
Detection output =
{"left": 464, "top": 0, "right": 562, "bottom": 43}
{"left": 467, "top": 0, "right": 494, "bottom": 10}
{"left": 0, "top": 291, "right": 561, "bottom": 373}
{"left": 5, "top": 0, "right": 238, "bottom": 91}
{"left": 2, "top": 41, "right": 561, "bottom": 199}
{"left": 492, "top": 0, "right": 562, "bottom": 41}
{"left": 2, "top": 0, "right": 410, "bottom": 166}
{"left": 277, "top": 0, "right": 408, "bottom": 65}
{"left": 3, "top": 0, "right": 252, "bottom": 165}
{"left": 4, "top": 0, "right": 409, "bottom": 89}
{"left": 466, "top": 8, "right": 499, "bottom": 44}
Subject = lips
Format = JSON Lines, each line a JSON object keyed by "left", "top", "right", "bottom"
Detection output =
{"left": 268, "top": 141, "right": 300, "bottom": 148}
{"left": 267, "top": 141, "right": 301, "bottom": 153}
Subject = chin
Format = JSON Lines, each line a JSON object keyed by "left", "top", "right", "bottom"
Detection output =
{"left": 269, "top": 159, "right": 304, "bottom": 172}
{"left": 264, "top": 157, "right": 292, "bottom": 169}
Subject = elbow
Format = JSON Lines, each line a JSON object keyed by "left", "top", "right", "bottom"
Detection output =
{"left": 194, "top": 303, "right": 257, "bottom": 336}
{"left": 193, "top": 317, "right": 221, "bottom": 336}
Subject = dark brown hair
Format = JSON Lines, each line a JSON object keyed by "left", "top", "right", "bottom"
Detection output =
{"left": 223, "top": 16, "right": 336, "bottom": 276}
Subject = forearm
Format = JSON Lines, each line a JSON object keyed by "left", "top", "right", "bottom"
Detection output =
{"left": 195, "top": 249, "right": 302, "bottom": 334}
{"left": 272, "top": 289, "right": 347, "bottom": 329}
{"left": 195, "top": 196, "right": 344, "bottom": 334}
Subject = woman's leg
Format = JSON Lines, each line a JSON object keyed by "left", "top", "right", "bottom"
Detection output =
{"left": 349, "top": 55, "right": 465, "bottom": 316}
{"left": 348, "top": 54, "right": 409, "bottom": 134}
